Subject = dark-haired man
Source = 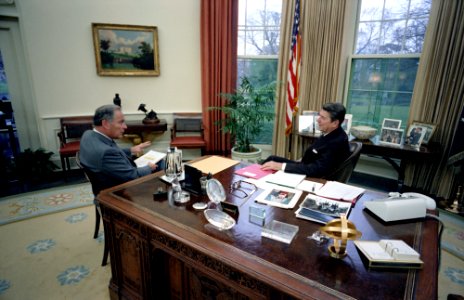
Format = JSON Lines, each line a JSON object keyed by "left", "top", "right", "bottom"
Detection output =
{"left": 261, "top": 102, "right": 350, "bottom": 177}
{"left": 79, "top": 104, "right": 162, "bottom": 193}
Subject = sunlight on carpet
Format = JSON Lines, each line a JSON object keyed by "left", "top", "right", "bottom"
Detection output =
{"left": 0, "top": 205, "right": 111, "bottom": 299}
{"left": 438, "top": 209, "right": 464, "bottom": 299}
{"left": 0, "top": 183, "right": 93, "bottom": 225}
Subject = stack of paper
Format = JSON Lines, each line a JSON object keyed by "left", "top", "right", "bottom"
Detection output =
{"left": 188, "top": 156, "right": 239, "bottom": 175}
{"left": 263, "top": 171, "right": 306, "bottom": 189}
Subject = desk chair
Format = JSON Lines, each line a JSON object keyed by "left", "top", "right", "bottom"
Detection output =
{"left": 170, "top": 113, "right": 206, "bottom": 156}
{"left": 75, "top": 152, "right": 109, "bottom": 266}
{"left": 57, "top": 116, "right": 93, "bottom": 179}
{"left": 324, "top": 141, "right": 362, "bottom": 183}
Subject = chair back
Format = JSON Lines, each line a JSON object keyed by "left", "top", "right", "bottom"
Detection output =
{"left": 58, "top": 116, "right": 93, "bottom": 146}
{"left": 75, "top": 152, "right": 107, "bottom": 197}
{"left": 324, "top": 141, "right": 362, "bottom": 183}
{"left": 170, "top": 113, "right": 206, "bottom": 155}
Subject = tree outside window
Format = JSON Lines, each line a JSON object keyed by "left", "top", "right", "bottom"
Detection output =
{"left": 238, "top": 0, "right": 281, "bottom": 144}
{"left": 346, "top": 0, "right": 431, "bottom": 130}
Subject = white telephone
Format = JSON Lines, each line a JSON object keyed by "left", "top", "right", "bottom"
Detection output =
{"left": 364, "top": 192, "right": 436, "bottom": 222}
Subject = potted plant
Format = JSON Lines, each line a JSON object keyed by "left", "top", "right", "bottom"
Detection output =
{"left": 209, "top": 77, "right": 275, "bottom": 162}
{"left": 13, "top": 148, "right": 59, "bottom": 184}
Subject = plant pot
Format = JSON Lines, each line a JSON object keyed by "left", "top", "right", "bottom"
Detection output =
{"left": 231, "top": 147, "right": 262, "bottom": 163}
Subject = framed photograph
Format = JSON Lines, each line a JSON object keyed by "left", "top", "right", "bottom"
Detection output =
{"left": 379, "top": 128, "right": 404, "bottom": 147}
{"left": 341, "top": 114, "right": 352, "bottom": 134}
{"left": 92, "top": 23, "right": 160, "bottom": 76}
{"left": 382, "top": 118, "right": 402, "bottom": 129}
{"left": 406, "top": 124, "right": 428, "bottom": 148}
{"left": 408, "top": 121, "right": 437, "bottom": 145}
{"left": 298, "top": 114, "right": 320, "bottom": 134}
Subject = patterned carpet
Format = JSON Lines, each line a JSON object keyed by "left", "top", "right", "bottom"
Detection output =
{"left": 0, "top": 185, "right": 463, "bottom": 299}
{"left": 0, "top": 205, "right": 111, "bottom": 299}
{"left": 0, "top": 183, "right": 93, "bottom": 225}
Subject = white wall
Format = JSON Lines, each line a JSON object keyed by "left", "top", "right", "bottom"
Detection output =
{"left": 4, "top": 0, "right": 202, "bottom": 164}
{"left": 18, "top": 0, "right": 202, "bottom": 117}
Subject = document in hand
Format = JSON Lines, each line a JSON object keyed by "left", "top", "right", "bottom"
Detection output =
{"left": 234, "top": 164, "right": 276, "bottom": 179}
{"left": 315, "top": 181, "right": 365, "bottom": 202}
{"left": 354, "top": 239, "right": 423, "bottom": 269}
{"left": 263, "top": 171, "right": 306, "bottom": 189}
{"left": 134, "top": 150, "right": 166, "bottom": 168}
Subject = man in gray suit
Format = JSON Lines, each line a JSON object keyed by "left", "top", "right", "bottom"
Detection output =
{"left": 79, "top": 104, "right": 161, "bottom": 194}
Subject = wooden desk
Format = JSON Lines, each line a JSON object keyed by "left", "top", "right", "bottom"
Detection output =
{"left": 98, "top": 158, "right": 438, "bottom": 300}
{"left": 297, "top": 132, "right": 440, "bottom": 191}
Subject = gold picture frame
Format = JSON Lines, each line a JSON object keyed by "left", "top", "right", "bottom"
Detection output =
{"left": 92, "top": 23, "right": 160, "bottom": 76}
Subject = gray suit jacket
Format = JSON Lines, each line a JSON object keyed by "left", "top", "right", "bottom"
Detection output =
{"left": 79, "top": 130, "right": 152, "bottom": 193}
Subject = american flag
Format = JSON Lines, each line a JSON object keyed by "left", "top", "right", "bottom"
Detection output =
{"left": 286, "top": 0, "right": 301, "bottom": 135}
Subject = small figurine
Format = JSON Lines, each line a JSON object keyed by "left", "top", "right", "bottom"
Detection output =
{"left": 138, "top": 103, "right": 159, "bottom": 124}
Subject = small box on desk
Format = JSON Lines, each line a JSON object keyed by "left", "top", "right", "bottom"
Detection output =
{"left": 261, "top": 220, "right": 299, "bottom": 244}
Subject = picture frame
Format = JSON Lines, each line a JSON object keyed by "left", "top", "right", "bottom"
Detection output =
{"left": 408, "top": 121, "right": 437, "bottom": 145}
{"left": 92, "top": 23, "right": 160, "bottom": 76}
{"left": 382, "top": 118, "right": 402, "bottom": 129}
{"left": 379, "top": 128, "right": 404, "bottom": 147}
{"left": 342, "top": 114, "right": 352, "bottom": 134}
{"left": 405, "top": 124, "right": 428, "bottom": 148}
{"left": 298, "top": 115, "right": 320, "bottom": 134}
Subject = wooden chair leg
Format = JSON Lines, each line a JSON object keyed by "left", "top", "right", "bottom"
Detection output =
{"left": 94, "top": 205, "right": 100, "bottom": 239}
{"left": 101, "top": 221, "right": 109, "bottom": 266}
{"left": 60, "top": 156, "right": 67, "bottom": 178}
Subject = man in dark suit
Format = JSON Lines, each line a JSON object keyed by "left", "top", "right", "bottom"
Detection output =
{"left": 79, "top": 104, "right": 161, "bottom": 192}
{"left": 261, "top": 102, "right": 350, "bottom": 177}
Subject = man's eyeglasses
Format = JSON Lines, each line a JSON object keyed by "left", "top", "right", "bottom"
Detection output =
{"left": 229, "top": 180, "right": 257, "bottom": 199}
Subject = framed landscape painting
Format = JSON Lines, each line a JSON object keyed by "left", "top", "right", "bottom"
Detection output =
{"left": 92, "top": 23, "right": 160, "bottom": 76}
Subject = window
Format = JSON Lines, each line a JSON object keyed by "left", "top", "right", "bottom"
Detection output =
{"left": 345, "top": 0, "right": 431, "bottom": 130}
{"left": 238, "top": 0, "right": 281, "bottom": 144}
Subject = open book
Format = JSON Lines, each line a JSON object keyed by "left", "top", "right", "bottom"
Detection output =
{"left": 354, "top": 239, "right": 423, "bottom": 269}
{"left": 134, "top": 150, "right": 166, "bottom": 168}
{"left": 315, "top": 181, "right": 365, "bottom": 202}
{"left": 295, "top": 194, "right": 352, "bottom": 224}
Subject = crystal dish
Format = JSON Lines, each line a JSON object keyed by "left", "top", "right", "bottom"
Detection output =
{"left": 204, "top": 209, "right": 236, "bottom": 230}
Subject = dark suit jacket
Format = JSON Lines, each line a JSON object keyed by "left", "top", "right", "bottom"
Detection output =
{"left": 79, "top": 130, "right": 152, "bottom": 194}
{"left": 267, "top": 126, "right": 350, "bottom": 177}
